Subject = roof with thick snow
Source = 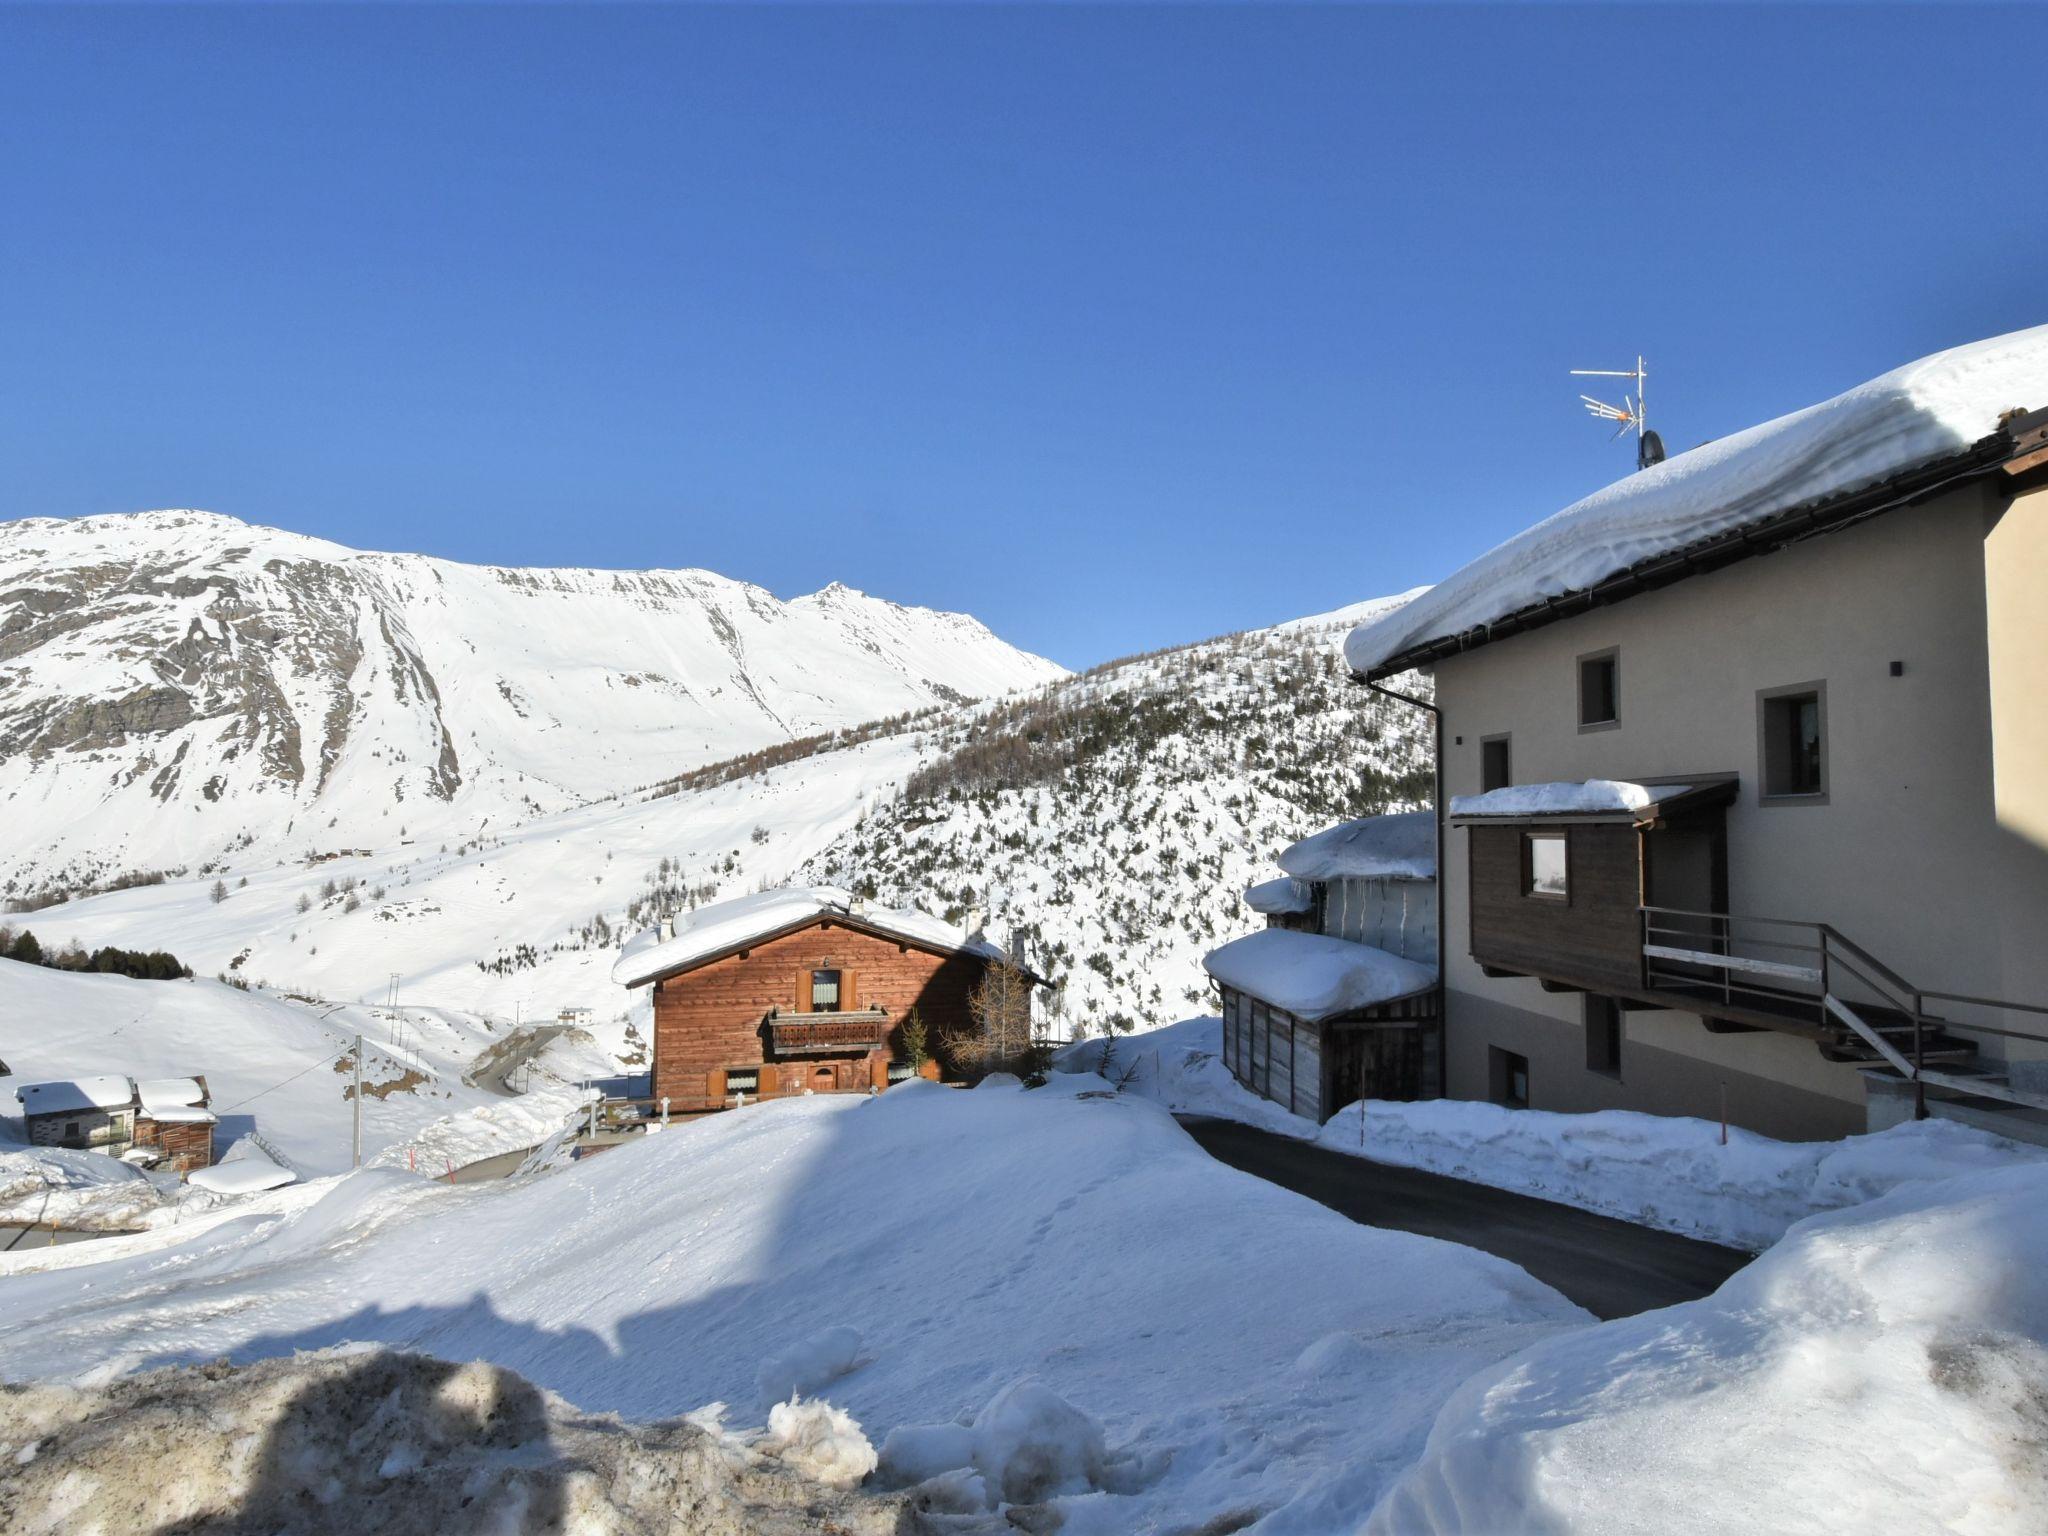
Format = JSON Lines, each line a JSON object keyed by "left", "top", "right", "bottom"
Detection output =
{"left": 137, "top": 1077, "right": 215, "bottom": 1124}
{"left": 14, "top": 1076, "right": 136, "bottom": 1116}
{"left": 1277, "top": 810, "right": 1435, "bottom": 882}
{"left": 1349, "top": 324, "right": 2048, "bottom": 678}
{"left": 1244, "top": 877, "right": 1315, "bottom": 917}
{"left": 613, "top": 885, "right": 1008, "bottom": 988}
{"left": 1202, "top": 929, "right": 1437, "bottom": 1023}
{"left": 187, "top": 1136, "right": 296, "bottom": 1195}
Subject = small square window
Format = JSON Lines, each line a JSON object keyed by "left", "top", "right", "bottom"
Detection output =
{"left": 1490, "top": 1047, "right": 1530, "bottom": 1110}
{"left": 1585, "top": 996, "right": 1622, "bottom": 1078}
{"left": 1578, "top": 649, "right": 1619, "bottom": 728}
{"left": 1481, "top": 735, "right": 1512, "bottom": 793}
{"left": 1524, "top": 831, "right": 1568, "bottom": 900}
{"left": 809, "top": 969, "right": 842, "bottom": 1011}
{"left": 1759, "top": 683, "right": 1827, "bottom": 802}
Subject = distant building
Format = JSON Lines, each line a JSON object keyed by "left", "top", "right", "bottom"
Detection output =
{"left": 14, "top": 1074, "right": 217, "bottom": 1172}
{"left": 1206, "top": 810, "right": 1440, "bottom": 1122}
{"left": 1346, "top": 325, "right": 2048, "bottom": 1143}
{"left": 612, "top": 886, "right": 1041, "bottom": 1113}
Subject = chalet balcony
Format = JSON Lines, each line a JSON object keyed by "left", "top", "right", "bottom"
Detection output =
{"left": 768, "top": 1006, "right": 892, "bottom": 1056}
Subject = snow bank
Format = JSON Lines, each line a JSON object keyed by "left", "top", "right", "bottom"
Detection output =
{"left": 1244, "top": 875, "right": 1314, "bottom": 916}
{"left": 0, "top": 1348, "right": 908, "bottom": 1535}
{"left": 612, "top": 884, "right": 999, "bottom": 987}
{"left": 1202, "top": 927, "right": 1436, "bottom": 1022}
{"left": 1054, "top": 1016, "right": 1316, "bottom": 1139}
{"left": 0, "top": 1067, "right": 1581, "bottom": 1533}
{"left": 1368, "top": 1163, "right": 2048, "bottom": 1535}
{"left": 1323, "top": 1098, "right": 2048, "bottom": 1251}
{"left": 1278, "top": 809, "right": 1436, "bottom": 881}
{"left": 1348, "top": 323, "right": 2048, "bottom": 674}
{"left": 371, "top": 1071, "right": 593, "bottom": 1176}
{"left": 881, "top": 1378, "right": 1124, "bottom": 1508}
{"left": 0, "top": 1147, "right": 168, "bottom": 1231}
{"left": 1449, "top": 778, "right": 1675, "bottom": 818}
{"left": 758, "top": 1396, "right": 880, "bottom": 1490}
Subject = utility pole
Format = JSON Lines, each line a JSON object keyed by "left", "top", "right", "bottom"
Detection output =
{"left": 351, "top": 1032, "right": 363, "bottom": 1170}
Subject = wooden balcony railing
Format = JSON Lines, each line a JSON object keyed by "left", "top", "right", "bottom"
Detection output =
{"left": 768, "top": 1007, "right": 891, "bottom": 1055}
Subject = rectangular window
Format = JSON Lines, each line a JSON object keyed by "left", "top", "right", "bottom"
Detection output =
{"left": 1481, "top": 735, "right": 1512, "bottom": 793}
{"left": 1585, "top": 996, "right": 1622, "bottom": 1077}
{"left": 1759, "top": 683, "right": 1827, "bottom": 802}
{"left": 809, "top": 969, "right": 841, "bottom": 1012}
{"left": 1490, "top": 1047, "right": 1530, "bottom": 1110}
{"left": 1578, "top": 649, "right": 1619, "bottom": 728}
{"left": 1524, "top": 831, "right": 1569, "bottom": 900}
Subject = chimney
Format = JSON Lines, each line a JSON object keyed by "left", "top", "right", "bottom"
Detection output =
{"left": 963, "top": 906, "right": 985, "bottom": 943}
{"left": 659, "top": 915, "right": 675, "bottom": 941}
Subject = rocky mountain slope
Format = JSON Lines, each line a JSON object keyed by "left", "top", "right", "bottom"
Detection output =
{"left": 14, "top": 588, "right": 1431, "bottom": 1043}
{"left": 0, "top": 510, "right": 1064, "bottom": 897}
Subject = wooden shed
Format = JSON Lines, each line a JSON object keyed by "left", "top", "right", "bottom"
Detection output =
{"left": 14, "top": 1074, "right": 216, "bottom": 1172}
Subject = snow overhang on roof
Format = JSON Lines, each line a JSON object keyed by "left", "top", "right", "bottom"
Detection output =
{"left": 1448, "top": 777, "right": 1737, "bottom": 827}
{"left": 1202, "top": 929, "right": 1437, "bottom": 1024}
{"left": 1277, "top": 810, "right": 1436, "bottom": 882}
{"left": 14, "top": 1076, "right": 135, "bottom": 1116}
{"left": 612, "top": 884, "right": 1011, "bottom": 989}
{"left": 137, "top": 1077, "right": 216, "bottom": 1124}
{"left": 1244, "top": 877, "right": 1315, "bottom": 917}
{"left": 1348, "top": 325, "right": 2048, "bottom": 680}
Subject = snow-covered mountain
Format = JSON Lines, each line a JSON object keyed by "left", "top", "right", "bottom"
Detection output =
{"left": 11, "top": 588, "right": 1433, "bottom": 1042}
{"left": 0, "top": 510, "right": 1065, "bottom": 896}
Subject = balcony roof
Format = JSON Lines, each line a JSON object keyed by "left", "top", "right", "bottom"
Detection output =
{"left": 1448, "top": 776, "right": 1738, "bottom": 828}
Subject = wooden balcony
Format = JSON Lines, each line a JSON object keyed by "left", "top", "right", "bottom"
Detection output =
{"left": 768, "top": 1007, "right": 891, "bottom": 1056}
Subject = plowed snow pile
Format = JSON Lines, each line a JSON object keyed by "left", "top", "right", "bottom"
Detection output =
{"left": 0, "top": 1348, "right": 911, "bottom": 1536}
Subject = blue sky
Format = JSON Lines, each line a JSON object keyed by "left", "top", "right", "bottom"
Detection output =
{"left": 2, "top": 5, "right": 2041, "bottom": 668}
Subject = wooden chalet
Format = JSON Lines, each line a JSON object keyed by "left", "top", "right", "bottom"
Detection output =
{"left": 612, "top": 886, "right": 1038, "bottom": 1114}
{"left": 14, "top": 1074, "right": 217, "bottom": 1173}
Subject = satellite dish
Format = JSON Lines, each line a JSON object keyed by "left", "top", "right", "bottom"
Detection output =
{"left": 1637, "top": 429, "right": 1666, "bottom": 470}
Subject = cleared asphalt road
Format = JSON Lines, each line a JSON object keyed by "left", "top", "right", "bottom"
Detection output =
{"left": 1178, "top": 1114, "right": 1752, "bottom": 1320}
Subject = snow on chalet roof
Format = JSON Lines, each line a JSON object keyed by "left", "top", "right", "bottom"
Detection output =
{"left": 612, "top": 885, "right": 1004, "bottom": 988}
{"left": 14, "top": 1076, "right": 136, "bottom": 1116}
{"left": 1450, "top": 780, "right": 1687, "bottom": 819}
{"left": 1244, "top": 877, "right": 1315, "bottom": 917}
{"left": 1348, "top": 324, "right": 2048, "bottom": 676}
{"left": 137, "top": 1077, "right": 215, "bottom": 1124}
{"left": 1202, "top": 929, "right": 1436, "bottom": 1024}
{"left": 1277, "top": 810, "right": 1435, "bottom": 882}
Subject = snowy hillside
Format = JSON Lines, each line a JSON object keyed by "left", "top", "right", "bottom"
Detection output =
{"left": 803, "top": 591, "right": 1435, "bottom": 1035}
{"left": 13, "top": 591, "right": 1433, "bottom": 1043}
{"left": 0, "top": 509, "right": 1064, "bottom": 896}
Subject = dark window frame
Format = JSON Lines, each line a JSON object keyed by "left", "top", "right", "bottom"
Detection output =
{"left": 1577, "top": 646, "right": 1621, "bottom": 732}
{"left": 1522, "top": 829, "right": 1570, "bottom": 903}
{"left": 1490, "top": 1046, "right": 1531, "bottom": 1110}
{"left": 1480, "top": 733, "right": 1513, "bottom": 793}
{"left": 1757, "top": 681, "right": 1829, "bottom": 806}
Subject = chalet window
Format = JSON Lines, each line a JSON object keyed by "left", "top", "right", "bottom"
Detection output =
{"left": 1524, "top": 831, "right": 1568, "bottom": 900}
{"left": 1481, "top": 735, "right": 1512, "bottom": 792}
{"left": 1585, "top": 996, "right": 1622, "bottom": 1077}
{"left": 809, "top": 969, "right": 842, "bottom": 1012}
{"left": 1577, "top": 649, "right": 1619, "bottom": 729}
{"left": 1759, "top": 683, "right": 1827, "bottom": 802}
{"left": 1490, "top": 1047, "right": 1530, "bottom": 1110}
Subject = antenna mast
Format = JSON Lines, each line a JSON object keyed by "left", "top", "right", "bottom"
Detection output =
{"left": 1571, "top": 355, "right": 1663, "bottom": 468}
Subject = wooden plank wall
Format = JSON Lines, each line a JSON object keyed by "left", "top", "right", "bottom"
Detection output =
{"left": 1468, "top": 823, "right": 1643, "bottom": 990}
{"left": 650, "top": 920, "right": 988, "bottom": 1106}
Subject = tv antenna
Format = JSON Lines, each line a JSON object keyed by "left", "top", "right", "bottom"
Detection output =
{"left": 1572, "top": 356, "right": 1664, "bottom": 469}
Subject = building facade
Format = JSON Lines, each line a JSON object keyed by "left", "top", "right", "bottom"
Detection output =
{"left": 1349, "top": 333, "right": 2048, "bottom": 1143}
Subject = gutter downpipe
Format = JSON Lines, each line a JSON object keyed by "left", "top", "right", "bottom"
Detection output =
{"left": 1356, "top": 672, "right": 1446, "bottom": 1099}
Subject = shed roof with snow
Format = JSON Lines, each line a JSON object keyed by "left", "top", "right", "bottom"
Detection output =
{"left": 137, "top": 1077, "right": 216, "bottom": 1124}
{"left": 613, "top": 884, "right": 1013, "bottom": 989}
{"left": 1348, "top": 324, "right": 2048, "bottom": 679}
{"left": 14, "top": 1077, "right": 137, "bottom": 1117}
{"left": 1243, "top": 877, "right": 1315, "bottom": 917}
{"left": 1277, "top": 810, "right": 1436, "bottom": 883}
{"left": 1202, "top": 929, "right": 1437, "bottom": 1024}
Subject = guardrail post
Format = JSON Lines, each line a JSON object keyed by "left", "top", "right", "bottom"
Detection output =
{"left": 1913, "top": 1012, "right": 1927, "bottom": 1121}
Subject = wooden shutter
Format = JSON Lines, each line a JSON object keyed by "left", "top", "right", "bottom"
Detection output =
{"left": 841, "top": 971, "right": 858, "bottom": 1012}
{"left": 795, "top": 971, "right": 808, "bottom": 1013}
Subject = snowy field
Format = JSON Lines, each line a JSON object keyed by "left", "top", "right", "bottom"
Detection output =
{"left": 1062, "top": 1016, "right": 2048, "bottom": 1250}
{"left": 0, "top": 1078, "right": 1584, "bottom": 1533}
